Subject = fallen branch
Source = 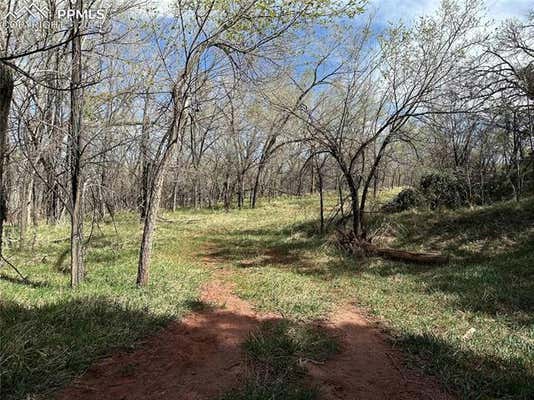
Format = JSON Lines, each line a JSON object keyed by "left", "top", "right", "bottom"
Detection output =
{"left": 336, "top": 229, "right": 448, "bottom": 265}
{"left": 361, "top": 242, "right": 449, "bottom": 265}
{"left": 0, "top": 255, "right": 28, "bottom": 282}
{"left": 157, "top": 216, "right": 201, "bottom": 224}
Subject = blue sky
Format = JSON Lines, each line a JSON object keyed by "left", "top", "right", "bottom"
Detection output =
{"left": 152, "top": 0, "right": 532, "bottom": 28}
{"left": 371, "top": 0, "right": 531, "bottom": 24}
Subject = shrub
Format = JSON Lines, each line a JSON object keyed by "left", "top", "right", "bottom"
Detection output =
{"left": 419, "top": 172, "right": 468, "bottom": 209}
{"left": 382, "top": 188, "right": 425, "bottom": 213}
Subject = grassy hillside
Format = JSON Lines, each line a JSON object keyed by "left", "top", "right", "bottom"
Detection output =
{"left": 1, "top": 194, "right": 533, "bottom": 399}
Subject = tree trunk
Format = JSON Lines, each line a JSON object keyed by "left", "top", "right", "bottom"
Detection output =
{"left": 252, "top": 143, "right": 274, "bottom": 208}
{"left": 310, "top": 165, "right": 315, "bottom": 194}
{"left": 251, "top": 166, "right": 261, "bottom": 208}
{"left": 337, "top": 163, "right": 362, "bottom": 238}
{"left": 192, "top": 177, "right": 199, "bottom": 209}
{"left": 18, "top": 174, "right": 33, "bottom": 248}
{"left": 347, "top": 181, "right": 361, "bottom": 238}
{"left": 223, "top": 173, "right": 230, "bottom": 211}
{"left": 137, "top": 80, "right": 186, "bottom": 286}
{"left": 69, "top": 0, "right": 85, "bottom": 288}
{"left": 136, "top": 174, "right": 163, "bottom": 286}
{"left": 139, "top": 92, "right": 151, "bottom": 221}
{"left": 337, "top": 176, "right": 344, "bottom": 217}
{"left": 0, "top": 63, "right": 14, "bottom": 258}
{"left": 317, "top": 165, "right": 324, "bottom": 234}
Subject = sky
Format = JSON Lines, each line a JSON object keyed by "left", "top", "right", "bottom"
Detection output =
{"left": 152, "top": 0, "right": 532, "bottom": 24}
{"left": 372, "top": 0, "right": 532, "bottom": 24}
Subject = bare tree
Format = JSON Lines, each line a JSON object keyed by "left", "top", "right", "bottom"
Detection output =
{"left": 288, "top": 1, "right": 484, "bottom": 240}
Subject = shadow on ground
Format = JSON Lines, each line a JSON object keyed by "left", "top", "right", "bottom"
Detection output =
{"left": 1, "top": 297, "right": 173, "bottom": 400}
{"left": 6, "top": 298, "right": 530, "bottom": 400}
{"left": 206, "top": 196, "right": 534, "bottom": 325}
{"left": 48, "top": 303, "right": 454, "bottom": 400}
{"left": 397, "top": 332, "right": 533, "bottom": 400}
{"left": 199, "top": 201, "right": 534, "bottom": 399}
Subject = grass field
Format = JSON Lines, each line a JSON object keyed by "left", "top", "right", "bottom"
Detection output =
{"left": 1, "top": 194, "right": 533, "bottom": 399}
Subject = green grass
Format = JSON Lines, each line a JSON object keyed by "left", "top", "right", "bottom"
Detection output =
{"left": 1, "top": 212, "right": 210, "bottom": 400}
{"left": 351, "top": 199, "right": 534, "bottom": 399}
{"left": 221, "top": 320, "right": 339, "bottom": 400}
{"left": 195, "top": 195, "right": 534, "bottom": 399}
{"left": 1, "top": 194, "right": 533, "bottom": 399}
{"left": 244, "top": 320, "right": 340, "bottom": 376}
{"left": 220, "top": 382, "right": 318, "bottom": 400}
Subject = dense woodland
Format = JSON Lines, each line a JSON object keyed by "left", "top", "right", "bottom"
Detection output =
{"left": 1, "top": 2, "right": 534, "bottom": 400}
{"left": 0, "top": 0, "right": 532, "bottom": 286}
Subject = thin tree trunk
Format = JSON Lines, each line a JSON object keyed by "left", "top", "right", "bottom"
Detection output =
{"left": 251, "top": 165, "right": 261, "bottom": 208}
{"left": 252, "top": 145, "right": 272, "bottom": 208}
{"left": 69, "top": 0, "right": 85, "bottom": 288}
{"left": 137, "top": 80, "right": 186, "bottom": 286}
{"left": 317, "top": 165, "right": 324, "bottom": 234}
{"left": 337, "top": 175, "right": 344, "bottom": 217}
{"left": 18, "top": 174, "right": 33, "bottom": 247}
{"left": 139, "top": 92, "right": 151, "bottom": 221}
{"left": 338, "top": 163, "right": 361, "bottom": 238}
{"left": 348, "top": 180, "right": 361, "bottom": 238}
{"left": 0, "top": 63, "right": 14, "bottom": 258}
{"left": 192, "top": 177, "right": 199, "bottom": 208}
{"left": 223, "top": 173, "right": 230, "bottom": 211}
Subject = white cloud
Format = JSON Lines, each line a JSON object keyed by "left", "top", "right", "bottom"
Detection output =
{"left": 487, "top": 0, "right": 532, "bottom": 21}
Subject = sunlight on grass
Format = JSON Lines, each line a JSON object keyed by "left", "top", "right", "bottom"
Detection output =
{"left": 221, "top": 320, "right": 339, "bottom": 400}
{"left": 193, "top": 194, "right": 534, "bottom": 399}
{"left": 1, "top": 193, "right": 533, "bottom": 399}
{"left": 1, "top": 213, "right": 209, "bottom": 400}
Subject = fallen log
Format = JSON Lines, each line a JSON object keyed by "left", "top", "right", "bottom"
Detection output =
{"left": 335, "top": 229, "right": 449, "bottom": 265}
{"left": 360, "top": 242, "right": 449, "bottom": 265}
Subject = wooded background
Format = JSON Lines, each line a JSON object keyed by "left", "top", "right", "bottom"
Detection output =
{"left": 0, "top": 0, "right": 532, "bottom": 286}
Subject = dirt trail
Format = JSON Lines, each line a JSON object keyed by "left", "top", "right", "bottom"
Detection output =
{"left": 308, "top": 307, "right": 451, "bottom": 400}
{"left": 57, "top": 265, "right": 452, "bottom": 400}
{"left": 56, "top": 272, "right": 272, "bottom": 400}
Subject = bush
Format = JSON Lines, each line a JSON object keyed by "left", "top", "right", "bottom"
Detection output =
{"left": 382, "top": 188, "right": 425, "bottom": 213}
{"left": 419, "top": 172, "right": 468, "bottom": 209}
{"left": 482, "top": 173, "right": 514, "bottom": 203}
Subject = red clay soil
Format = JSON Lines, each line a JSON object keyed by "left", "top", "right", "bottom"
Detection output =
{"left": 56, "top": 277, "right": 272, "bottom": 400}
{"left": 56, "top": 270, "right": 453, "bottom": 400}
{"left": 307, "top": 307, "right": 452, "bottom": 400}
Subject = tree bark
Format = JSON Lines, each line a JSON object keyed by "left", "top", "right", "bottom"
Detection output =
{"left": 0, "top": 63, "right": 14, "bottom": 258}
{"left": 317, "top": 165, "right": 324, "bottom": 234}
{"left": 136, "top": 172, "right": 164, "bottom": 286}
{"left": 137, "top": 82, "right": 185, "bottom": 286}
{"left": 18, "top": 174, "right": 33, "bottom": 247}
{"left": 347, "top": 180, "right": 361, "bottom": 238}
{"left": 337, "top": 162, "right": 362, "bottom": 238}
{"left": 139, "top": 91, "right": 151, "bottom": 221}
{"left": 69, "top": 0, "right": 85, "bottom": 288}
{"left": 251, "top": 164, "right": 262, "bottom": 208}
